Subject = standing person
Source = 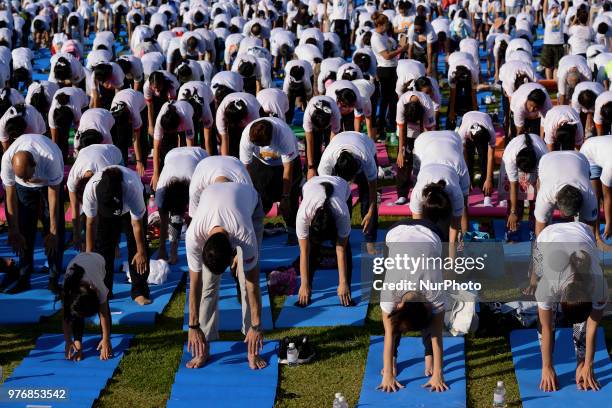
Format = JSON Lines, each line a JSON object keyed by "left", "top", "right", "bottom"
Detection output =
{"left": 295, "top": 175, "right": 353, "bottom": 307}
{"left": 82, "top": 165, "right": 151, "bottom": 305}
{"left": 110, "top": 88, "right": 147, "bottom": 174}
{"left": 239, "top": 117, "right": 302, "bottom": 244}
{"left": 216, "top": 92, "right": 261, "bottom": 158}
{"left": 529, "top": 222, "right": 608, "bottom": 392}
{"left": 143, "top": 71, "right": 179, "bottom": 143}
{"left": 303, "top": 96, "right": 342, "bottom": 179}
{"left": 370, "top": 11, "right": 408, "bottom": 137}
{"left": 0, "top": 134, "right": 65, "bottom": 293}
{"left": 0, "top": 103, "right": 46, "bottom": 152}
{"left": 510, "top": 82, "right": 553, "bottom": 137}
{"left": 155, "top": 147, "right": 208, "bottom": 264}
{"left": 67, "top": 144, "right": 124, "bottom": 252}
{"left": 540, "top": 1, "right": 568, "bottom": 80}
{"left": 62, "top": 253, "right": 113, "bottom": 362}
{"left": 185, "top": 182, "right": 267, "bottom": 370}
{"left": 48, "top": 87, "right": 89, "bottom": 159}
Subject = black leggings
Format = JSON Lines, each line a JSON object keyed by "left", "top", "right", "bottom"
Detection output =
{"left": 376, "top": 67, "right": 398, "bottom": 133}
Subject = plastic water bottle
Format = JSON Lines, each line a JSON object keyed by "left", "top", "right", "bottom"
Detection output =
{"left": 332, "top": 393, "right": 341, "bottom": 408}
{"left": 148, "top": 194, "right": 156, "bottom": 210}
{"left": 337, "top": 396, "right": 348, "bottom": 408}
{"left": 493, "top": 381, "right": 506, "bottom": 408}
{"left": 287, "top": 343, "right": 298, "bottom": 367}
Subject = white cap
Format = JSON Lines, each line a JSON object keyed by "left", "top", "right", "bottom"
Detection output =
{"left": 497, "top": 381, "right": 504, "bottom": 387}
{"left": 288, "top": 343, "right": 295, "bottom": 348}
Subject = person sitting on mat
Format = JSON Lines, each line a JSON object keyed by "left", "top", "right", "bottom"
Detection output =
{"left": 534, "top": 151, "right": 599, "bottom": 239}
{"left": 296, "top": 175, "right": 353, "bottom": 307}
{"left": 155, "top": 146, "right": 208, "bottom": 264}
{"left": 378, "top": 210, "right": 451, "bottom": 392}
{"left": 529, "top": 222, "right": 608, "bottom": 392}
{"left": 239, "top": 117, "right": 302, "bottom": 245}
{"left": 457, "top": 111, "right": 496, "bottom": 206}
{"left": 62, "top": 252, "right": 113, "bottom": 362}
{"left": 185, "top": 182, "right": 267, "bottom": 370}
{"left": 542, "top": 105, "right": 584, "bottom": 151}
{"left": 318, "top": 131, "right": 378, "bottom": 253}
{"left": 502, "top": 133, "right": 548, "bottom": 232}
{"left": 579, "top": 135, "right": 612, "bottom": 241}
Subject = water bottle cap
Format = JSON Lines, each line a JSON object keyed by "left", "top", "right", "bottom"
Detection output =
{"left": 338, "top": 397, "right": 346, "bottom": 402}
{"left": 288, "top": 343, "right": 295, "bottom": 348}
{"left": 335, "top": 393, "right": 342, "bottom": 398}
{"left": 497, "top": 381, "right": 504, "bottom": 387}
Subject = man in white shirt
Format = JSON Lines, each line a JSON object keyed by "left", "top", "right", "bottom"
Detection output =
{"left": 239, "top": 117, "right": 302, "bottom": 244}
{"left": 0, "top": 134, "right": 65, "bottom": 294}
{"left": 185, "top": 182, "right": 267, "bottom": 371}
{"left": 82, "top": 165, "right": 150, "bottom": 305}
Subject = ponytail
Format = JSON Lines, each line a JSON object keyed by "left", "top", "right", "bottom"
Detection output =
{"left": 421, "top": 180, "right": 452, "bottom": 223}
{"left": 309, "top": 182, "right": 337, "bottom": 244}
{"left": 560, "top": 250, "right": 593, "bottom": 323}
{"left": 62, "top": 263, "right": 99, "bottom": 322}
{"left": 516, "top": 133, "right": 538, "bottom": 174}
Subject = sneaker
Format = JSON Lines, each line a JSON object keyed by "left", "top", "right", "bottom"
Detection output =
{"left": 377, "top": 166, "right": 385, "bottom": 179}
{"left": 4, "top": 276, "right": 31, "bottom": 294}
{"left": 278, "top": 337, "right": 291, "bottom": 364}
{"left": 499, "top": 200, "right": 508, "bottom": 207}
{"left": 483, "top": 196, "right": 493, "bottom": 207}
{"left": 394, "top": 196, "right": 408, "bottom": 205}
{"left": 297, "top": 336, "right": 316, "bottom": 364}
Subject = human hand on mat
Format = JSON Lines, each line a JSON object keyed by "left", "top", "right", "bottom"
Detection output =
{"left": 244, "top": 327, "right": 264, "bottom": 356}
{"left": 132, "top": 251, "right": 148, "bottom": 275}
{"left": 422, "top": 374, "right": 449, "bottom": 392}
{"left": 66, "top": 340, "right": 83, "bottom": 361}
{"left": 539, "top": 366, "right": 559, "bottom": 392}
{"left": 297, "top": 283, "right": 311, "bottom": 306}
{"left": 377, "top": 373, "right": 404, "bottom": 392}
{"left": 8, "top": 230, "right": 26, "bottom": 256}
{"left": 507, "top": 213, "right": 519, "bottom": 232}
{"left": 337, "top": 282, "right": 352, "bottom": 306}
{"left": 97, "top": 338, "right": 113, "bottom": 360}
{"left": 44, "top": 233, "right": 58, "bottom": 257}
{"left": 576, "top": 362, "right": 600, "bottom": 391}
{"left": 482, "top": 178, "right": 493, "bottom": 196}
{"left": 187, "top": 327, "right": 208, "bottom": 368}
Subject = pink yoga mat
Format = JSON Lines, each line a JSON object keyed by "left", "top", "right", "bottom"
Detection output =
{"left": 379, "top": 186, "right": 412, "bottom": 216}
{"left": 376, "top": 143, "right": 390, "bottom": 167}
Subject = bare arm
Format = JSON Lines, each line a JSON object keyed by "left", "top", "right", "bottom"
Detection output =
{"left": 86, "top": 216, "right": 97, "bottom": 252}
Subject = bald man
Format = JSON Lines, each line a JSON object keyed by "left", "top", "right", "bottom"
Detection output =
{"left": 0, "top": 134, "right": 65, "bottom": 294}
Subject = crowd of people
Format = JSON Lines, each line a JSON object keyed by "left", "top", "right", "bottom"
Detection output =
{"left": 0, "top": 0, "right": 610, "bottom": 397}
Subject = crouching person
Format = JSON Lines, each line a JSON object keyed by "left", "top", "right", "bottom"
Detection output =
{"left": 62, "top": 253, "right": 112, "bottom": 361}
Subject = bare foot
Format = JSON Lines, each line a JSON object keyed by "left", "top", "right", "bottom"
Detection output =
{"left": 186, "top": 355, "right": 207, "bottom": 369}
{"left": 381, "top": 357, "right": 397, "bottom": 376}
{"left": 424, "top": 355, "right": 433, "bottom": 377}
{"left": 134, "top": 296, "right": 152, "bottom": 305}
{"left": 248, "top": 353, "right": 268, "bottom": 370}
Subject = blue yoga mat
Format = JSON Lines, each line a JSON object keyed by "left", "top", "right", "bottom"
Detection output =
{"left": 357, "top": 336, "right": 467, "bottom": 407}
{"left": 273, "top": 230, "right": 385, "bottom": 328}
{"left": 182, "top": 272, "right": 274, "bottom": 331}
{"left": 0, "top": 273, "right": 59, "bottom": 324}
{"left": 0, "top": 333, "right": 132, "bottom": 408}
{"left": 510, "top": 328, "right": 612, "bottom": 407}
{"left": 166, "top": 341, "right": 278, "bottom": 407}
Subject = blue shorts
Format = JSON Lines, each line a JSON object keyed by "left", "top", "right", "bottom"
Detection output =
{"left": 590, "top": 165, "right": 602, "bottom": 180}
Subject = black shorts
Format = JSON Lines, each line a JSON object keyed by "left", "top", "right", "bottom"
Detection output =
{"left": 540, "top": 44, "right": 565, "bottom": 69}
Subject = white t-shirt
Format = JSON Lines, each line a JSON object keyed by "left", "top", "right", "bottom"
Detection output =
{"left": 67, "top": 144, "right": 123, "bottom": 193}
{"left": 535, "top": 222, "right": 608, "bottom": 311}
{"left": 448, "top": 51, "right": 479, "bottom": 85}
{"left": 557, "top": 55, "right": 592, "bottom": 96}
{"left": 594, "top": 91, "right": 612, "bottom": 126}
{"left": 1, "top": 134, "right": 64, "bottom": 188}
{"left": 211, "top": 70, "right": 244, "bottom": 94}
{"left": 458, "top": 111, "right": 496, "bottom": 147}
{"left": 395, "top": 59, "right": 426, "bottom": 96}
{"left": 142, "top": 71, "right": 179, "bottom": 103}
{"left": 543, "top": 105, "right": 584, "bottom": 147}
{"left": 410, "top": 163, "right": 465, "bottom": 217}
{"left": 215, "top": 92, "right": 260, "bottom": 136}
{"left": 499, "top": 60, "right": 537, "bottom": 96}
{"left": 395, "top": 91, "right": 436, "bottom": 133}
{"left": 318, "top": 131, "right": 378, "bottom": 182}
{"left": 82, "top": 165, "right": 146, "bottom": 220}
{"left": 571, "top": 82, "right": 605, "bottom": 113}
{"left": 296, "top": 175, "right": 351, "bottom": 240}
{"left": 502, "top": 133, "right": 548, "bottom": 183}
{"left": 155, "top": 146, "right": 209, "bottom": 208}
{"left": 380, "top": 223, "right": 446, "bottom": 314}
{"left": 370, "top": 31, "right": 398, "bottom": 68}
{"left": 117, "top": 55, "right": 144, "bottom": 83}
{"left": 0, "top": 105, "right": 46, "bottom": 143}
{"left": 580, "top": 135, "right": 612, "bottom": 187}
{"left": 153, "top": 101, "right": 194, "bottom": 141}
{"left": 303, "top": 96, "right": 342, "bottom": 133}
{"left": 12, "top": 47, "right": 33, "bottom": 71}
{"left": 534, "top": 151, "right": 598, "bottom": 223}
{"left": 177, "top": 81, "right": 214, "bottom": 129}
{"left": 543, "top": 12, "right": 566, "bottom": 45}
{"left": 239, "top": 117, "right": 299, "bottom": 167}
{"left": 141, "top": 52, "right": 166, "bottom": 77}
{"left": 256, "top": 88, "right": 290, "bottom": 120}
{"left": 186, "top": 182, "right": 261, "bottom": 272}
{"left": 25, "top": 81, "right": 59, "bottom": 107}
{"left": 510, "top": 82, "right": 553, "bottom": 127}
{"left": 66, "top": 252, "right": 109, "bottom": 304}
{"left": 48, "top": 86, "right": 89, "bottom": 130}
{"left": 111, "top": 89, "right": 146, "bottom": 130}
{"left": 283, "top": 59, "right": 314, "bottom": 96}
{"left": 568, "top": 25, "right": 595, "bottom": 55}
{"left": 325, "top": 79, "right": 371, "bottom": 118}
{"left": 75, "top": 108, "right": 114, "bottom": 150}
